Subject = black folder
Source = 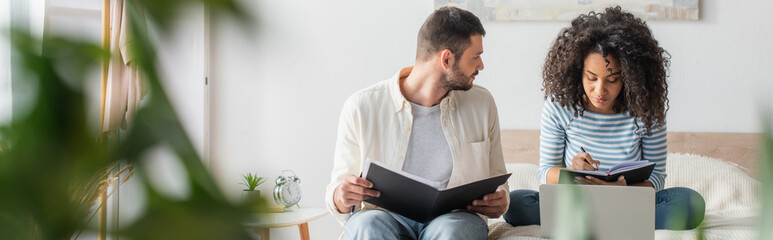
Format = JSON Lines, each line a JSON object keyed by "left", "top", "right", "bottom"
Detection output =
{"left": 362, "top": 161, "right": 511, "bottom": 223}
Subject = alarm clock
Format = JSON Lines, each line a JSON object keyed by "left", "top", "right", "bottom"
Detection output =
{"left": 273, "top": 170, "right": 302, "bottom": 208}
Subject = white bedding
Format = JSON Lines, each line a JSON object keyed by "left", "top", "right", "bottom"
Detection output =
{"left": 488, "top": 152, "right": 760, "bottom": 240}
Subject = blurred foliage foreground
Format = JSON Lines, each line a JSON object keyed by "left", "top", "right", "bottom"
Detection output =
{"left": 0, "top": 0, "right": 260, "bottom": 239}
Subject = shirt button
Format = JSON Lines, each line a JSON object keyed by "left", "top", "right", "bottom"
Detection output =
{"left": 405, "top": 126, "right": 411, "bottom": 131}
{"left": 398, "top": 155, "right": 404, "bottom": 160}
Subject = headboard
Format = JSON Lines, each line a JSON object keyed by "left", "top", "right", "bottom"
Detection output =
{"left": 501, "top": 129, "right": 761, "bottom": 177}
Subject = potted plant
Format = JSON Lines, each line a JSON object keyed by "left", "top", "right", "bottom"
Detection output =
{"left": 241, "top": 173, "right": 266, "bottom": 203}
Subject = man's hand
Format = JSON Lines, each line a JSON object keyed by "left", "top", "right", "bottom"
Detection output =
{"left": 575, "top": 175, "right": 627, "bottom": 186}
{"left": 333, "top": 174, "right": 380, "bottom": 213}
{"left": 467, "top": 188, "right": 508, "bottom": 218}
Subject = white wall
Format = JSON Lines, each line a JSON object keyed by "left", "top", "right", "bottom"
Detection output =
{"left": 211, "top": 1, "right": 773, "bottom": 239}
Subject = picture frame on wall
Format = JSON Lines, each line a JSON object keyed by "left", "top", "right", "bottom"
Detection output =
{"left": 434, "top": 0, "right": 700, "bottom": 21}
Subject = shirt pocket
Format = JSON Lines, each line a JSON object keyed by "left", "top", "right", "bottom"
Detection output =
{"left": 461, "top": 141, "right": 491, "bottom": 181}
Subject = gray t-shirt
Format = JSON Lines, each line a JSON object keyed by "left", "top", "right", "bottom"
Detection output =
{"left": 402, "top": 102, "right": 453, "bottom": 189}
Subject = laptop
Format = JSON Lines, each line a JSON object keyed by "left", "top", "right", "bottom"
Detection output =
{"left": 539, "top": 184, "right": 655, "bottom": 240}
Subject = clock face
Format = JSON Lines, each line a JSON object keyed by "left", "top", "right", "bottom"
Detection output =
{"left": 281, "top": 182, "right": 301, "bottom": 206}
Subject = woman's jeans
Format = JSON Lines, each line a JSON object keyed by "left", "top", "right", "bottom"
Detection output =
{"left": 344, "top": 209, "right": 488, "bottom": 240}
{"left": 503, "top": 187, "right": 706, "bottom": 230}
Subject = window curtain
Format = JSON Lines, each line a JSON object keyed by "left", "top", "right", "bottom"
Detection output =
{"left": 102, "top": 0, "right": 147, "bottom": 135}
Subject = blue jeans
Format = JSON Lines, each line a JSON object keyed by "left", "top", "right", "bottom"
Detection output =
{"left": 503, "top": 187, "right": 705, "bottom": 230}
{"left": 344, "top": 209, "right": 488, "bottom": 240}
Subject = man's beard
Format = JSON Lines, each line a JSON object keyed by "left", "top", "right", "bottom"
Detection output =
{"left": 441, "top": 63, "right": 477, "bottom": 91}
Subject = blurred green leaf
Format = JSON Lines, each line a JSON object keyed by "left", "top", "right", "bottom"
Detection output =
{"left": 121, "top": 170, "right": 251, "bottom": 240}
{"left": 132, "top": 0, "right": 253, "bottom": 36}
{"left": 1, "top": 29, "right": 108, "bottom": 240}
{"left": 0, "top": 0, "right": 256, "bottom": 239}
{"left": 553, "top": 185, "right": 591, "bottom": 240}
{"left": 759, "top": 114, "right": 773, "bottom": 240}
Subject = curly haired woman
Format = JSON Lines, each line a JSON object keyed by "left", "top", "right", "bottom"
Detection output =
{"left": 503, "top": 7, "right": 705, "bottom": 230}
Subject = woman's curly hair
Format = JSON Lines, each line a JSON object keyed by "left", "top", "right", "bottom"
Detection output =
{"left": 542, "top": 6, "right": 670, "bottom": 134}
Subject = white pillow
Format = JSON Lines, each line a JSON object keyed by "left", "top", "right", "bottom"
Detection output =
{"left": 505, "top": 163, "right": 539, "bottom": 191}
{"left": 664, "top": 152, "right": 760, "bottom": 228}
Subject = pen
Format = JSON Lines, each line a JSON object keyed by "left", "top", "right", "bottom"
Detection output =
{"left": 580, "top": 147, "right": 599, "bottom": 170}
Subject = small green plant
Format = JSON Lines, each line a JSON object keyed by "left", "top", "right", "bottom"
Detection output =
{"left": 240, "top": 173, "right": 266, "bottom": 191}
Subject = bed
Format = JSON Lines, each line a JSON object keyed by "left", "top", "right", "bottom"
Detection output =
{"left": 488, "top": 130, "right": 762, "bottom": 240}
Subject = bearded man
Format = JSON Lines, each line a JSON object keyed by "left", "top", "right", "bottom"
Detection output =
{"left": 324, "top": 6, "right": 509, "bottom": 240}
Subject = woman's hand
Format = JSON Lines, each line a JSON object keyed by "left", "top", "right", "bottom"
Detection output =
{"left": 575, "top": 175, "right": 627, "bottom": 186}
{"left": 568, "top": 151, "right": 600, "bottom": 171}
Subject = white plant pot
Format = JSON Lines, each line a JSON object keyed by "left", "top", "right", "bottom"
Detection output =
{"left": 242, "top": 189, "right": 261, "bottom": 202}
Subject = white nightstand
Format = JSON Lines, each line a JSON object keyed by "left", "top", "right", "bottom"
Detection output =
{"left": 243, "top": 207, "right": 327, "bottom": 240}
